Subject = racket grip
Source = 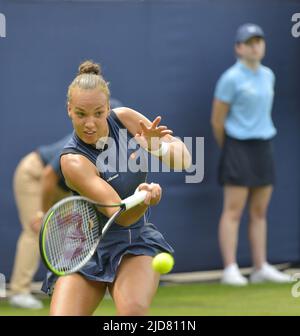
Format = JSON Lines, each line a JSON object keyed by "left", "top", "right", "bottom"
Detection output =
{"left": 122, "top": 190, "right": 147, "bottom": 210}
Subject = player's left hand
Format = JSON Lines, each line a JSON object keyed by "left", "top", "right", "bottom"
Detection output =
{"left": 137, "top": 182, "right": 162, "bottom": 206}
{"left": 135, "top": 116, "right": 173, "bottom": 151}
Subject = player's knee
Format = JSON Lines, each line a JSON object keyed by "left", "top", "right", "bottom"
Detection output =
{"left": 116, "top": 299, "right": 149, "bottom": 316}
{"left": 49, "top": 306, "right": 63, "bottom": 316}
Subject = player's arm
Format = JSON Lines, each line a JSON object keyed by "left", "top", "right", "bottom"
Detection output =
{"left": 211, "top": 99, "right": 230, "bottom": 148}
{"left": 115, "top": 107, "right": 192, "bottom": 170}
{"left": 61, "top": 154, "right": 159, "bottom": 226}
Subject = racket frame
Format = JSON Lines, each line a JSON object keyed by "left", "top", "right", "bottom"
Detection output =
{"left": 39, "top": 196, "right": 125, "bottom": 276}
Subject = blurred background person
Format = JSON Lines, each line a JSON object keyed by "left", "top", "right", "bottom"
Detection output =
{"left": 9, "top": 135, "right": 72, "bottom": 308}
{"left": 211, "top": 23, "right": 291, "bottom": 286}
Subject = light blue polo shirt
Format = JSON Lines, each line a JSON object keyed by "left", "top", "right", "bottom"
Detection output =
{"left": 214, "top": 60, "right": 277, "bottom": 140}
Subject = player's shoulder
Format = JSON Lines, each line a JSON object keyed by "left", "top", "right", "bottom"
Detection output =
{"left": 61, "top": 153, "right": 93, "bottom": 172}
{"left": 60, "top": 153, "right": 98, "bottom": 191}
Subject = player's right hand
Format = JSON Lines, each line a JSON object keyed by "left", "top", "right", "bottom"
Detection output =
{"left": 137, "top": 182, "right": 162, "bottom": 206}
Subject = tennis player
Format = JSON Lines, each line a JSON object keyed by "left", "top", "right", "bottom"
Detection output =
{"left": 211, "top": 23, "right": 291, "bottom": 285}
{"left": 9, "top": 135, "right": 72, "bottom": 309}
{"left": 42, "top": 60, "right": 191, "bottom": 315}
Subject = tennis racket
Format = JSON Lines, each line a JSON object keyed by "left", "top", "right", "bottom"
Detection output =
{"left": 39, "top": 190, "right": 147, "bottom": 276}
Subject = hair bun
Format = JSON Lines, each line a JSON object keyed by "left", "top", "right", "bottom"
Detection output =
{"left": 78, "top": 60, "right": 101, "bottom": 76}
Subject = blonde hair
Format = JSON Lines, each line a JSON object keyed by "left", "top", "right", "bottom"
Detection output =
{"left": 67, "top": 60, "right": 110, "bottom": 103}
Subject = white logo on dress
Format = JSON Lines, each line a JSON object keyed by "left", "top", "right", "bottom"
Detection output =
{"left": 107, "top": 174, "right": 119, "bottom": 182}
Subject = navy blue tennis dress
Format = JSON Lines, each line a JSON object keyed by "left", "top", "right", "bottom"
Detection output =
{"left": 41, "top": 110, "right": 174, "bottom": 295}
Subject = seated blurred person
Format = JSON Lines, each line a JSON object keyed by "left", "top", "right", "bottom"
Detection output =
{"left": 9, "top": 134, "right": 72, "bottom": 309}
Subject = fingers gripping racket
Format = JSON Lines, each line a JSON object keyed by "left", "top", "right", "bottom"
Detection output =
{"left": 39, "top": 190, "right": 147, "bottom": 276}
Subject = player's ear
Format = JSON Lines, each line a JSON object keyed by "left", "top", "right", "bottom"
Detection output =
{"left": 107, "top": 101, "right": 111, "bottom": 117}
{"left": 67, "top": 102, "right": 72, "bottom": 118}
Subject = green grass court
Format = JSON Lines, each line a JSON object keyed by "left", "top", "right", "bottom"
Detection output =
{"left": 1, "top": 282, "right": 299, "bottom": 316}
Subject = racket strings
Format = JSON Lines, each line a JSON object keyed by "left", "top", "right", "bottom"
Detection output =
{"left": 44, "top": 200, "right": 101, "bottom": 273}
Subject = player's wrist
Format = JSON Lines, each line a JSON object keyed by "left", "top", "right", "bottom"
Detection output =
{"left": 146, "top": 141, "right": 169, "bottom": 157}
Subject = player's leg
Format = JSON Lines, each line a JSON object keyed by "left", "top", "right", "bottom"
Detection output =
{"left": 248, "top": 185, "right": 273, "bottom": 269}
{"left": 219, "top": 185, "right": 249, "bottom": 267}
{"left": 50, "top": 273, "right": 107, "bottom": 316}
{"left": 108, "top": 255, "right": 160, "bottom": 316}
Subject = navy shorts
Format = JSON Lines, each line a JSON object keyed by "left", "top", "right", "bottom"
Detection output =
{"left": 218, "top": 135, "right": 275, "bottom": 187}
{"left": 41, "top": 222, "right": 174, "bottom": 295}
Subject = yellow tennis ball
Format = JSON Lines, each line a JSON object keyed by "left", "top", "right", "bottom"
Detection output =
{"left": 152, "top": 253, "right": 174, "bottom": 274}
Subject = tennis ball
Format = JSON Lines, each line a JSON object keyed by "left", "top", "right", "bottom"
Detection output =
{"left": 152, "top": 253, "right": 174, "bottom": 274}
